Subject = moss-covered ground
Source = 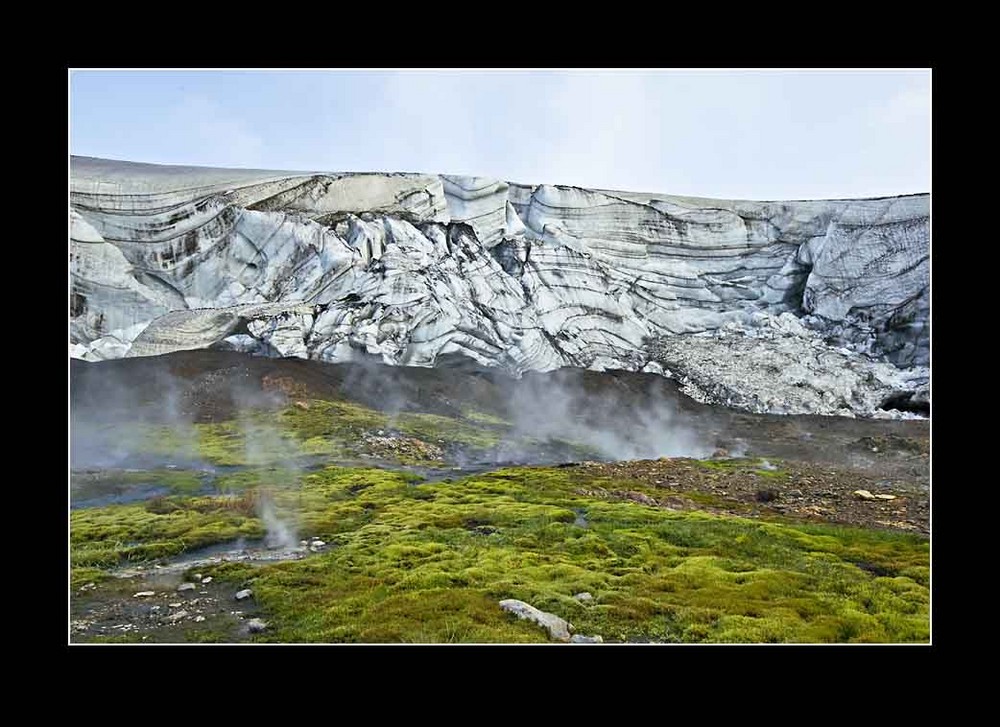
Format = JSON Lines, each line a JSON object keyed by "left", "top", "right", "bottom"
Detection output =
{"left": 71, "top": 462, "right": 929, "bottom": 643}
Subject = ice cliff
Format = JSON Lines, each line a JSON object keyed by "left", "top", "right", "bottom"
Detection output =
{"left": 70, "top": 156, "right": 929, "bottom": 417}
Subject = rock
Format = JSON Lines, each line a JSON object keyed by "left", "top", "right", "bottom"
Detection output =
{"left": 570, "top": 634, "right": 604, "bottom": 643}
{"left": 499, "top": 599, "right": 573, "bottom": 642}
{"left": 235, "top": 589, "right": 253, "bottom": 601}
{"left": 132, "top": 591, "right": 155, "bottom": 598}
{"left": 712, "top": 448, "right": 730, "bottom": 459}
{"left": 853, "top": 490, "right": 877, "bottom": 500}
{"left": 194, "top": 615, "right": 206, "bottom": 623}
{"left": 625, "top": 491, "right": 658, "bottom": 507}
{"left": 70, "top": 156, "right": 928, "bottom": 418}
{"left": 874, "top": 493, "right": 898, "bottom": 500}
{"left": 246, "top": 618, "right": 268, "bottom": 633}
{"left": 201, "top": 577, "right": 213, "bottom": 584}
{"left": 191, "top": 573, "right": 202, "bottom": 581}
{"left": 166, "top": 610, "right": 189, "bottom": 622}
{"left": 574, "top": 592, "right": 594, "bottom": 602}
{"left": 177, "top": 583, "right": 196, "bottom": 592}
{"left": 299, "top": 540, "right": 309, "bottom": 547}
{"left": 310, "top": 540, "right": 326, "bottom": 548}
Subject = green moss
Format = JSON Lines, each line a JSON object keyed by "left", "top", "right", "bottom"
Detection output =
{"left": 70, "top": 463, "right": 929, "bottom": 644}
{"left": 462, "top": 409, "right": 510, "bottom": 427}
{"left": 71, "top": 567, "right": 111, "bottom": 589}
{"left": 71, "top": 496, "right": 265, "bottom": 567}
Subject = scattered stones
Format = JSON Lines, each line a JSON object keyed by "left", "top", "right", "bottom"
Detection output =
{"left": 192, "top": 573, "right": 202, "bottom": 581}
{"left": 362, "top": 432, "right": 444, "bottom": 461}
{"left": 299, "top": 540, "right": 309, "bottom": 547}
{"left": 247, "top": 618, "right": 268, "bottom": 633}
{"left": 235, "top": 589, "right": 253, "bottom": 601}
{"left": 168, "top": 602, "right": 182, "bottom": 608}
{"left": 194, "top": 615, "right": 206, "bottom": 623}
{"left": 133, "top": 591, "right": 155, "bottom": 598}
{"left": 570, "top": 634, "right": 603, "bottom": 643}
{"left": 309, "top": 540, "right": 326, "bottom": 552}
{"left": 755, "top": 489, "right": 779, "bottom": 503}
{"left": 852, "top": 489, "right": 895, "bottom": 501}
{"left": 177, "top": 583, "right": 196, "bottom": 592}
{"left": 79, "top": 582, "right": 96, "bottom": 592}
{"left": 574, "top": 592, "right": 594, "bottom": 602}
{"left": 201, "top": 577, "right": 213, "bottom": 584}
{"left": 624, "top": 491, "right": 658, "bottom": 507}
{"left": 166, "top": 610, "right": 189, "bottom": 622}
{"left": 499, "top": 599, "right": 573, "bottom": 642}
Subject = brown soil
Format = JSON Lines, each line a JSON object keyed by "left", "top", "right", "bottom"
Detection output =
{"left": 568, "top": 449, "right": 929, "bottom": 535}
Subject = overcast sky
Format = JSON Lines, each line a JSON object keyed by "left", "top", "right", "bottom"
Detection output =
{"left": 69, "top": 69, "right": 930, "bottom": 200}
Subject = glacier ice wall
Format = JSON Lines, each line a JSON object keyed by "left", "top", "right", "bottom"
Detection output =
{"left": 70, "top": 156, "right": 929, "bottom": 417}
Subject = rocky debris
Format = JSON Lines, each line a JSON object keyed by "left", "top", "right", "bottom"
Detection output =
{"left": 624, "top": 491, "right": 659, "bottom": 507}
{"left": 570, "top": 634, "right": 604, "bottom": 643}
{"left": 308, "top": 538, "right": 327, "bottom": 553}
{"left": 572, "top": 457, "right": 928, "bottom": 534}
{"left": 246, "top": 618, "right": 268, "bottom": 634}
{"left": 192, "top": 573, "right": 202, "bottom": 581}
{"left": 362, "top": 432, "right": 444, "bottom": 462}
{"left": 574, "top": 592, "right": 594, "bottom": 602}
{"left": 194, "top": 615, "right": 206, "bottom": 623}
{"left": 133, "top": 591, "right": 155, "bottom": 598}
{"left": 855, "top": 489, "right": 897, "bottom": 501}
{"left": 499, "top": 599, "right": 573, "bottom": 642}
{"left": 852, "top": 435, "right": 926, "bottom": 455}
{"left": 177, "top": 583, "right": 196, "bottom": 592}
{"left": 235, "top": 589, "right": 253, "bottom": 601}
{"left": 201, "top": 577, "right": 213, "bottom": 584}
{"left": 165, "top": 610, "right": 189, "bottom": 623}
{"left": 79, "top": 582, "right": 97, "bottom": 592}
{"left": 647, "top": 317, "right": 929, "bottom": 419}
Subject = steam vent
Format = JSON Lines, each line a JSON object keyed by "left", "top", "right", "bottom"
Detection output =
{"left": 70, "top": 156, "right": 929, "bottom": 418}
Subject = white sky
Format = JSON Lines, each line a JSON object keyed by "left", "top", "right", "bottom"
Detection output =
{"left": 70, "top": 69, "right": 930, "bottom": 200}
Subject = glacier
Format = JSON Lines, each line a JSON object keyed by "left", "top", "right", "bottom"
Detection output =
{"left": 70, "top": 156, "right": 929, "bottom": 418}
